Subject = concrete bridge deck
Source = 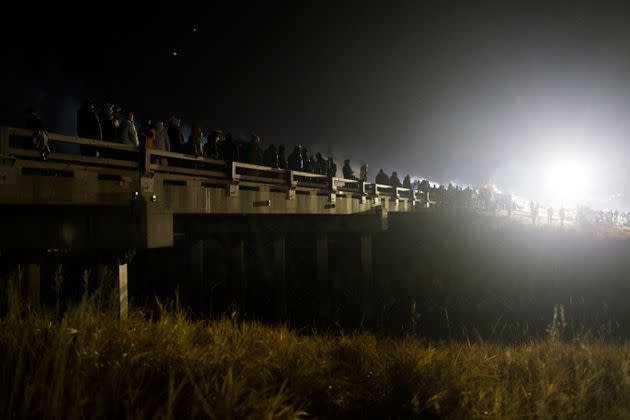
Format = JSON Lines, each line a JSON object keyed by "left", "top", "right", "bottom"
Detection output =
{"left": 0, "top": 126, "right": 426, "bottom": 250}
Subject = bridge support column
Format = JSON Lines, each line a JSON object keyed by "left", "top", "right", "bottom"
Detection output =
{"left": 273, "top": 235, "right": 287, "bottom": 320}
{"left": 316, "top": 233, "right": 330, "bottom": 319}
{"left": 229, "top": 236, "right": 247, "bottom": 312}
{"left": 24, "top": 263, "right": 41, "bottom": 308}
{"left": 96, "top": 261, "right": 128, "bottom": 319}
{"left": 360, "top": 233, "right": 373, "bottom": 321}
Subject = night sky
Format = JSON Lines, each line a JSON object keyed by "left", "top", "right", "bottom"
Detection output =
{"left": 3, "top": 3, "right": 630, "bottom": 209}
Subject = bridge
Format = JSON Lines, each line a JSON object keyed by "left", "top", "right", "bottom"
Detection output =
{"left": 0, "top": 126, "right": 431, "bottom": 320}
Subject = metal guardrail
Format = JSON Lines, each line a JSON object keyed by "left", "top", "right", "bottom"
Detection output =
{"left": 1, "top": 126, "right": 426, "bottom": 205}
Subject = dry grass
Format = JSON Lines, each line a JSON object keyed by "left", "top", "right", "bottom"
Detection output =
{"left": 1, "top": 294, "right": 630, "bottom": 419}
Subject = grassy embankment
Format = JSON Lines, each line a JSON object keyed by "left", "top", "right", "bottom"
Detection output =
{"left": 1, "top": 291, "right": 630, "bottom": 419}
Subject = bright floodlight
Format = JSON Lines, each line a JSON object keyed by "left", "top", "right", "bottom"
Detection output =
{"left": 542, "top": 158, "right": 591, "bottom": 205}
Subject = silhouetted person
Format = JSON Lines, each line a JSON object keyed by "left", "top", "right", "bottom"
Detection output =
{"left": 119, "top": 112, "right": 139, "bottom": 147}
{"left": 327, "top": 157, "right": 337, "bottom": 177}
{"left": 204, "top": 129, "right": 222, "bottom": 159}
{"left": 246, "top": 134, "right": 263, "bottom": 165}
{"left": 530, "top": 201, "right": 538, "bottom": 224}
{"left": 221, "top": 133, "right": 240, "bottom": 162}
{"left": 316, "top": 153, "right": 327, "bottom": 175}
{"left": 559, "top": 206, "right": 565, "bottom": 226}
{"left": 99, "top": 103, "right": 120, "bottom": 142}
{"left": 278, "top": 145, "right": 287, "bottom": 169}
{"left": 167, "top": 117, "right": 185, "bottom": 154}
{"left": 23, "top": 108, "right": 50, "bottom": 160}
{"left": 311, "top": 153, "right": 322, "bottom": 174}
{"left": 359, "top": 164, "right": 368, "bottom": 182}
{"left": 263, "top": 144, "right": 278, "bottom": 167}
{"left": 403, "top": 174, "right": 412, "bottom": 189}
{"left": 288, "top": 145, "right": 303, "bottom": 170}
{"left": 138, "top": 119, "right": 156, "bottom": 149}
{"left": 390, "top": 171, "right": 401, "bottom": 188}
{"left": 189, "top": 123, "right": 204, "bottom": 157}
{"left": 301, "top": 147, "right": 312, "bottom": 172}
{"left": 375, "top": 169, "right": 389, "bottom": 185}
{"left": 154, "top": 121, "right": 170, "bottom": 165}
{"left": 77, "top": 100, "right": 102, "bottom": 156}
{"left": 342, "top": 159, "right": 356, "bottom": 180}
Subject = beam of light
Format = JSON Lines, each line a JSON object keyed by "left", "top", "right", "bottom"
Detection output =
{"left": 541, "top": 156, "right": 594, "bottom": 207}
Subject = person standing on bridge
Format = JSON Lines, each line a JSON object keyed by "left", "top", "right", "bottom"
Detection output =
{"left": 288, "top": 145, "right": 303, "bottom": 170}
{"left": 263, "top": 144, "right": 279, "bottom": 167}
{"left": 154, "top": 121, "right": 170, "bottom": 165}
{"left": 390, "top": 171, "right": 402, "bottom": 188}
{"left": 327, "top": 156, "right": 337, "bottom": 177}
{"left": 375, "top": 169, "right": 389, "bottom": 185}
{"left": 278, "top": 145, "right": 287, "bottom": 169}
{"left": 342, "top": 159, "right": 356, "bottom": 179}
{"left": 167, "top": 117, "right": 186, "bottom": 154}
{"left": 246, "top": 134, "right": 263, "bottom": 165}
{"left": 188, "top": 123, "right": 204, "bottom": 157}
{"left": 119, "top": 112, "right": 139, "bottom": 147}
{"left": 316, "top": 153, "right": 327, "bottom": 175}
{"left": 204, "top": 129, "right": 222, "bottom": 159}
{"left": 301, "top": 147, "right": 313, "bottom": 172}
{"left": 221, "top": 133, "right": 240, "bottom": 162}
{"left": 403, "top": 174, "right": 412, "bottom": 189}
{"left": 359, "top": 164, "right": 368, "bottom": 182}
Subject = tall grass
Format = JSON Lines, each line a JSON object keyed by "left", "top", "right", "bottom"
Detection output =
{"left": 1, "top": 290, "right": 630, "bottom": 419}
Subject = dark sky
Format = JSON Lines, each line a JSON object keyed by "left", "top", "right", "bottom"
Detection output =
{"left": 3, "top": 2, "right": 630, "bottom": 208}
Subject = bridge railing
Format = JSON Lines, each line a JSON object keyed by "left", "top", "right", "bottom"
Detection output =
{"left": 4, "top": 127, "right": 140, "bottom": 171}
{"left": 148, "top": 149, "right": 229, "bottom": 179}
{"left": 2, "top": 126, "right": 422, "bottom": 206}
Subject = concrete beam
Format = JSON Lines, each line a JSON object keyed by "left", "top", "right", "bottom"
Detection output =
{"left": 177, "top": 210, "right": 388, "bottom": 239}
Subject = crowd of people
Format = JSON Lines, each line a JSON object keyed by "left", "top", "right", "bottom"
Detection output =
{"left": 18, "top": 102, "right": 630, "bottom": 233}
{"left": 21, "top": 101, "right": 421, "bottom": 187}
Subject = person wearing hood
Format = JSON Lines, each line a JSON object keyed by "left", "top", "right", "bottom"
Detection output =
{"left": 204, "top": 129, "right": 222, "bottom": 159}
{"left": 167, "top": 117, "right": 186, "bottom": 154}
{"left": 390, "top": 171, "right": 402, "bottom": 188}
{"left": 375, "top": 169, "right": 389, "bottom": 185}
{"left": 402, "top": 174, "right": 412, "bottom": 189}
{"left": 301, "top": 147, "right": 312, "bottom": 172}
{"left": 342, "top": 159, "right": 356, "bottom": 180}
{"left": 288, "top": 145, "right": 303, "bottom": 171}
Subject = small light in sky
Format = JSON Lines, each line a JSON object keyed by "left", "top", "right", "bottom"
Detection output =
{"left": 172, "top": 52, "right": 178, "bottom": 57}
{"left": 193, "top": 27, "right": 198, "bottom": 33}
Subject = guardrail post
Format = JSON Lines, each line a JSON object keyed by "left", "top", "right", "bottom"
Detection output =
{"left": 227, "top": 162, "right": 239, "bottom": 197}
{"left": 287, "top": 170, "right": 296, "bottom": 200}
{"left": 360, "top": 182, "right": 368, "bottom": 204}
